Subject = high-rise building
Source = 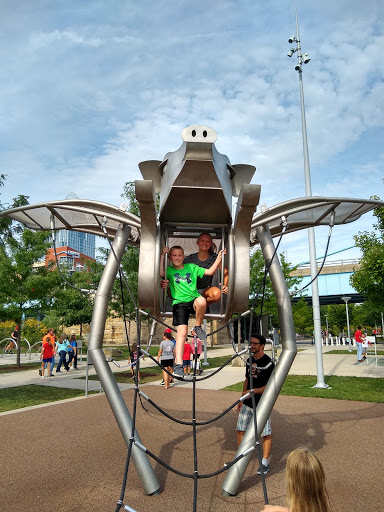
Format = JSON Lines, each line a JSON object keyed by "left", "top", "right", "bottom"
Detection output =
{"left": 55, "top": 230, "right": 95, "bottom": 259}
{"left": 45, "top": 193, "right": 96, "bottom": 270}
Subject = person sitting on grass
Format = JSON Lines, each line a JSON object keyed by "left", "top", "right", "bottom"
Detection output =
{"left": 261, "top": 447, "right": 331, "bottom": 512}
{"left": 160, "top": 245, "right": 225, "bottom": 380}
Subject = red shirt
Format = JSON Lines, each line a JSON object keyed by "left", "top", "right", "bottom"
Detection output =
{"left": 354, "top": 330, "right": 363, "bottom": 344}
{"left": 42, "top": 343, "right": 54, "bottom": 359}
{"left": 183, "top": 343, "right": 192, "bottom": 360}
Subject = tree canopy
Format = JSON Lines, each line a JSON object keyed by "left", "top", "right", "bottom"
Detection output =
{"left": 249, "top": 248, "right": 303, "bottom": 328}
{"left": 350, "top": 198, "right": 384, "bottom": 315}
{"left": 0, "top": 188, "right": 58, "bottom": 365}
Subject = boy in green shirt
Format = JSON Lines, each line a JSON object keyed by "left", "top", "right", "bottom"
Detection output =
{"left": 160, "top": 245, "right": 225, "bottom": 379}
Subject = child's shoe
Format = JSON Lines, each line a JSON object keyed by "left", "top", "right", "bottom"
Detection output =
{"left": 193, "top": 326, "right": 207, "bottom": 341}
{"left": 172, "top": 364, "right": 184, "bottom": 380}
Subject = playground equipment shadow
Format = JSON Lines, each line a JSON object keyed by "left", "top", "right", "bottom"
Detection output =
{"left": 0, "top": 386, "right": 383, "bottom": 512}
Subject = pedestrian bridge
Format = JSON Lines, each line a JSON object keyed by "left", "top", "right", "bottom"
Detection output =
{"left": 290, "top": 258, "right": 364, "bottom": 305}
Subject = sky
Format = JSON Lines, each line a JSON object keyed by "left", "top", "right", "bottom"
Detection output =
{"left": 0, "top": 0, "right": 383, "bottom": 265}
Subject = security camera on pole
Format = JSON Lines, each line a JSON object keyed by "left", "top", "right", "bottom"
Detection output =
{"left": 287, "top": 12, "right": 328, "bottom": 389}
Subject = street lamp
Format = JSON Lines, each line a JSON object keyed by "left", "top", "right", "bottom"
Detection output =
{"left": 341, "top": 296, "right": 352, "bottom": 352}
{"left": 325, "top": 314, "right": 329, "bottom": 339}
{"left": 287, "top": 12, "right": 328, "bottom": 388}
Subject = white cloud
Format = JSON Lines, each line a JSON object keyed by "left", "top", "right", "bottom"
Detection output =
{"left": 0, "top": 0, "right": 382, "bottom": 266}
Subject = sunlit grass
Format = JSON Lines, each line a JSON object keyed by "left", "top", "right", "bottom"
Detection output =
{"left": 223, "top": 375, "right": 384, "bottom": 403}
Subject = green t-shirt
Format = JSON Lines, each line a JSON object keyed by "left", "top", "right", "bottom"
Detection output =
{"left": 167, "top": 263, "right": 206, "bottom": 305}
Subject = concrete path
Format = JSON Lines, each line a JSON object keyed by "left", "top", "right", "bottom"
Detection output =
{"left": 0, "top": 344, "right": 383, "bottom": 395}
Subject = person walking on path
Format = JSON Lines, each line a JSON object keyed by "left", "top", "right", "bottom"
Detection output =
{"left": 39, "top": 328, "right": 56, "bottom": 377}
{"left": 5, "top": 326, "right": 18, "bottom": 353}
{"left": 157, "top": 332, "right": 175, "bottom": 389}
{"left": 190, "top": 329, "right": 203, "bottom": 374}
{"left": 68, "top": 333, "right": 78, "bottom": 369}
{"left": 55, "top": 333, "right": 70, "bottom": 372}
{"left": 40, "top": 337, "right": 54, "bottom": 380}
{"left": 183, "top": 338, "right": 192, "bottom": 377}
{"left": 354, "top": 326, "right": 364, "bottom": 365}
{"left": 236, "top": 333, "right": 275, "bottom": 475}
{"left": 67, "top": 334, "right": 77, "bottom": 369}
{"left": 260, "top": 447, "right": 331, "bottom": 512}
{"left": 128, "top": 343, "right": 141, "bottom": 381}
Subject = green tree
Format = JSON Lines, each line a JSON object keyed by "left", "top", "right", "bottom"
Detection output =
{"left": 0, "top": 222, "right": 57, "bottom": 366}
{"left": 351, "top": 199, "right": 384, "bottom": 308}
{"left": 249, "top": 248, "right": 303, "bottom": 326}
{"left": 292, "top": 298, "right": 314, "bottom": 335}
{"left": 50, "top": 261, "right": 103, "bottom": 336}
{"left": 320, "top": 304, "right": 356, "bottom": 336}
{"left": 121, "top": 181, "right": 141, "bottom": 217}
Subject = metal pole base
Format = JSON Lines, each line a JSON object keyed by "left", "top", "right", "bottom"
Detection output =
{"left": 222, "top": 490, "right": 235, "bottom": 497}
{"left": 312, "top": 383, "right": 330, "bottom": 389}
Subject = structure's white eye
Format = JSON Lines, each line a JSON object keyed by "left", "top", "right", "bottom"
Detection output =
{"left": 181, "top": 125, "right": 218, "bottom": 143}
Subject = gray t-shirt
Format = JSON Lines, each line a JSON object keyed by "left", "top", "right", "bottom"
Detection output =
{"left": 183, "top": 252, "right": 217, "bottom": 290}
{"left": 159, "top": 339, "right": 174, "bottom": 361}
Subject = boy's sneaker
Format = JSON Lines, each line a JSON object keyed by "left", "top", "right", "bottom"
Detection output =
{"left": 172, "top": 364, "right": 184, "bottom": 380}
{"left": 40, "top": 376, "right": 45, "bottom": 380}
{"left": 160, "top": 380, "right": 165, "bottom": 385}
{"left": 193, "top": 325, "right": 207, "bottom": 341}
{"left": 257, "top": 463, "right": 269, "bottom": 475}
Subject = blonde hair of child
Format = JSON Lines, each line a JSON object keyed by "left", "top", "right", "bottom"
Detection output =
{"left": 286, "top": 447, "right": 330, "bottom": 512}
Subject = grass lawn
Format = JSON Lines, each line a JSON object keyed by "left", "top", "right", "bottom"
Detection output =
{"left": 0, "top": 385, "right": 96, "bottom": 413}
{"left": 0, "top": 362, "right": 41, "bottom": 374}
{"left": 224, "top": 375, "right": 384, "bottom": 403}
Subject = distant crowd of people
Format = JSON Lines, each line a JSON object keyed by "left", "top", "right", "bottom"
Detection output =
{"left": 151, "top": 328, "right": 203, "bottom": 389}
{"left": 39, "top": 328, "right": 78, "bottom": 379}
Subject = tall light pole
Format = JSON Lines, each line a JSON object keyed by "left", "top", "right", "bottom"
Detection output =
{"left": 342, "top": 296, "right": 352, "bottom": 352}
{"left": 287, "top": 12, "right": 328, "bottom": 388}
{"left": 325, "top": 314, "right": 329, "bottom": 339}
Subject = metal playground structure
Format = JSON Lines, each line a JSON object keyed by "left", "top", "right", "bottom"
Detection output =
{"left": 1, "top": 125, "right": 383, "bottom": 510}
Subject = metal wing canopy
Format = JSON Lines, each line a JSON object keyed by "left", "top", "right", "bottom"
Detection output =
{"left": 0, "top": 199, "right": 141, "bottom": 243}
{"left": 250, "top": 196, "right": 384, "bottom": 244}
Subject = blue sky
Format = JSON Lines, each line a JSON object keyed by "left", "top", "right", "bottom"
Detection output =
{"left": 1, "top": 0, "right": 383, "bottom": 264}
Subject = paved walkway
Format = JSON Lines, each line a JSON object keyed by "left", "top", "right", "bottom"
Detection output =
{"left": 0, "top": 344, "right": 383, "bottom": 394}
{"left": 1, "top": 343, "right": 384, "bottom": 512}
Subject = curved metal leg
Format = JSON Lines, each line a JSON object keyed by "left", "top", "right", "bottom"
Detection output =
{"left": 88, "top": 223, "right": 160, "bottom": 496}
{"left": 222, "top": 224, "right": 297, "bottom": 496}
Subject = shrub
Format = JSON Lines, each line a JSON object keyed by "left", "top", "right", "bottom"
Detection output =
{"left": 22, "top": 319, "right": 48, "bottom": 344}
{"left": 0, "top": 320, "right": 17, "bottom": 343}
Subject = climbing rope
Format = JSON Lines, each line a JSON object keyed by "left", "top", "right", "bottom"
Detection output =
{"left": 53, "top": 210, "right": 335, "bottom": 511}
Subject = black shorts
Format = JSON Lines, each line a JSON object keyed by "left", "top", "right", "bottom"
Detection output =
{"left": 172, "top": 300, "right": 196, "bottom": 326}
{"left": 161, "top": 359, "right": 174, "bottom": 368}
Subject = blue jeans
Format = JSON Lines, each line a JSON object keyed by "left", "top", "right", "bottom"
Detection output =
{"left": 56, "top": 351, "right": 69, "bottom": 372}
{"left": 67, "top": 351, "right": 74, "bottom": 366}
{"left": 356, "top": 342, "right": 363, "bottom": 361}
